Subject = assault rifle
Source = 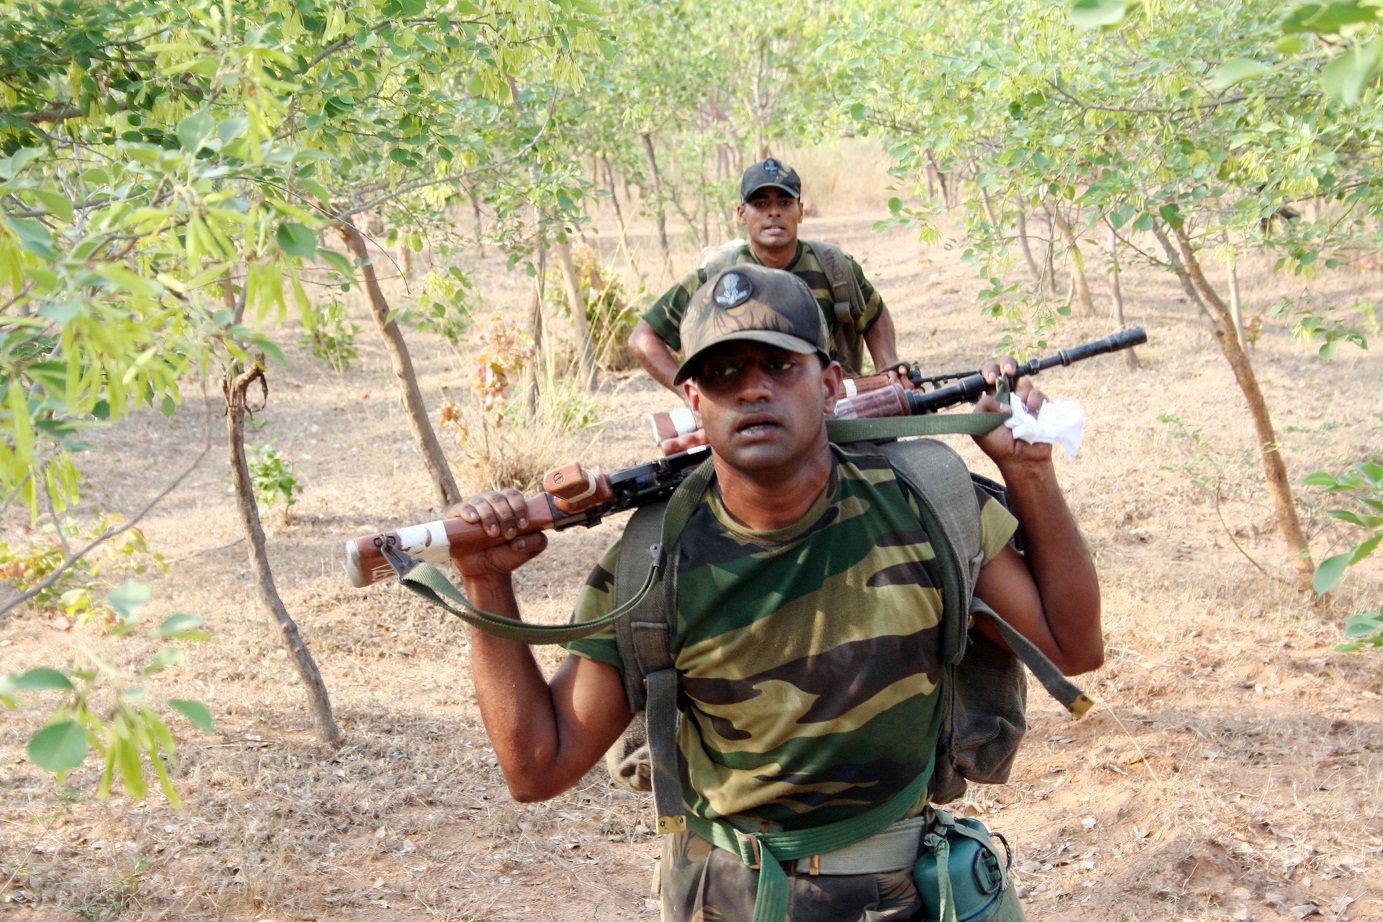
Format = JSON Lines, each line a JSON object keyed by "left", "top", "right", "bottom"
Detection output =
{"left": 652, "top": 326, "right": 1148, "bottom": 453}
{"left": 346, "top": 326, "right": 1145, "bottom": 588}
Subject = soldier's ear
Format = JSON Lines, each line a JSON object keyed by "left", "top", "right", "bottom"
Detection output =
{"left": 821, "top": 360, "right": 843, "bottom": 414}
{"left": 682, "top": 380, "right": 701, "bottom": 419}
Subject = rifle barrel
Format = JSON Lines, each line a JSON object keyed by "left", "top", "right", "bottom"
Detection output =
{"left": 906, "top": 327, "right": 1145, "bottom": 415}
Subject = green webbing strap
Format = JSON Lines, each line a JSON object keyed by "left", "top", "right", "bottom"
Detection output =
{"left": 394, "top": 552, "right": 661, "bottom": 645}
{"left": 976, "top": 599, "right": 1094, "bottom": 718}
{"left": 685, "top": 754, "right": 934, "bottom": 922}
{"left": 826, "top": 411, "right": 1008, "bottom": 443}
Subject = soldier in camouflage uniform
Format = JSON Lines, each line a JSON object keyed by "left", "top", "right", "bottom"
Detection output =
{"left": 628, "top": 158, "right": 906, "bottom": 393}
{"left": 448, "top": 265, "right": 1103, "bottom": 922}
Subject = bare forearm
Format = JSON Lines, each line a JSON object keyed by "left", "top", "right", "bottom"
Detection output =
{"left": 997, "top": 460, "right": 1103, "bottom": 672}
{"left": 463, "top": 575, "right": 568, "bottom": 798}
{"left": 629, "top": 320, "right": 682, "bottom": 394}
{"left": 863, "top": 308, "right": 900, "bottom": 371}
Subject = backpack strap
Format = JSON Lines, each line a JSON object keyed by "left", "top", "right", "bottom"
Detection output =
{"left": 871, "top": 439, "right": 982, "bottom": 665}
{"left": 802, "top": 239, "right": 864, "bottom": 328}
{"left": 609, "top": 455, "right": 716, "bottom": 834}
{"left": 699, "top": 241, "right": 742, "bottom": 277}
{"left": 871, "top": 439, "right": 1092, "bottom": 715}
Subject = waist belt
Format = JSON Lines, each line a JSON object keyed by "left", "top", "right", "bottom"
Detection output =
{"left": 723, "top": 812, "right": 933, "bottom": 876}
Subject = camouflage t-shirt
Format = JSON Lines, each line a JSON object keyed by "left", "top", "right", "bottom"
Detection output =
{"left": 641, "top": 242, "right": 884, "bottom": 366}
{"left": 564, "top": 446, "right": 1018, "bottom": 830}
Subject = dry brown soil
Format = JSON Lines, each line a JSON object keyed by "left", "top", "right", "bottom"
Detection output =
{"left": 3, "top": 193, "right": 1382, "bottom": 922}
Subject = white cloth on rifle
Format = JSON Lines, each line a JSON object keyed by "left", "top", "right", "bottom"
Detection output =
{"left": 1006, "top": 398, "right": 1083, "bottom": 460}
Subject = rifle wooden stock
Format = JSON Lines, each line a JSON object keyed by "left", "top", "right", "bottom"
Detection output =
{"left": 346, "top": 448, "right": 710, "bottom": 589}
{"left": 346, "top": 462, "right": 616, "bottom": 588}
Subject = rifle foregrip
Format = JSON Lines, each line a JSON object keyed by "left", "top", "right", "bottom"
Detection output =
{"left": 345, "top": 495, "right": 557, "bottom": 589}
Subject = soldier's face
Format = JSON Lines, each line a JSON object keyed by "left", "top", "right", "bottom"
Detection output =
{"left": 737, "top": 189, "right": 803, "bottom": 253}
{"left": 683, "top": 341, "right": 840, "bottom": 476}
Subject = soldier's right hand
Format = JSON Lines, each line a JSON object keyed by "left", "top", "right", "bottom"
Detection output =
{"left": 446, "top": 489, "right": 549, "bottom": 579}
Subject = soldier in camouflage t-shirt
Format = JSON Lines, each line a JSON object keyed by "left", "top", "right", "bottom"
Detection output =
{"left": 444, "top": 264, "right": 1103, "bottom": 922}
{"left": 628, "top": 158, "right": 904, "bottom": 393}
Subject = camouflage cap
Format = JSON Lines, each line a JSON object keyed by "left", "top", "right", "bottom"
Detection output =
{"left": 739, "top": 158, "right": 802, "bottom": 202}
{"left": 674, "top": 265, "right": 830, "bottom": 385}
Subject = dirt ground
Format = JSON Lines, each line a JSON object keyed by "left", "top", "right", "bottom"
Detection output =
{"left": 3, "top": 183, "right": 1382, "bottom": 922}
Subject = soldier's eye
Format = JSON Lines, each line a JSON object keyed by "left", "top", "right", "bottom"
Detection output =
{"left": 704, "top": 359, "right": 741, "bottom": 380}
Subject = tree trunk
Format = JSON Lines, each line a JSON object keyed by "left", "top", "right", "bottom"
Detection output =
{"left": 224, "top": 360, "right": 342, "bottom": 747}
{"left": 1106, "top": 223, "right": 1140, "bottom": 370}
{"left": 1151, "top": 221, "right": 1215, "bottom": 326}
{"left": 553, "top": 236, "right": 597, "bottom": 390}
{"left": 601, "top": 156, "right": 642, "bottom": 285}
{"left": 1041, "top": 203, "right": 1057, "bottom": 296}
{"left": 467, "top": 183, "right": 484, "bottom": 256}
{"left": 336, "top": 217, "right": 461, "bottom": 508}
{"left": 1171, "top": 224, "right": 1314, "bottom": 588}
{"left": 1016, "top": 206, "right": 1042, "bottom": 288}
{"left": 1051, "top": 205, "right": 1096, "bottom": 316}
{"left": 525, "top": 237, "right": 547, "bottom": 422}
{"left": 1225, "top": 239, "right": 1246, "bottom": 351}
{"left": 639, "top": 131, "right": 674, "bottom": 279}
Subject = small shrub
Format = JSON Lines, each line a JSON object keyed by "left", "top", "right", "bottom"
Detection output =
{"left": 301, "top": 299, "right": 360, "bottom": 372}
{"left": 0, "top": 516, "right": 167, "bottom": 623}
{"left": 413, "top": 267, "right": 479, "bottom": 347}
{"left": 246, "top": 442, "right": 303, "bottom": 515}
{"left": 438, "top": 317, "right": 603, "bottom": 493}
{"left": 546, "top": 244, "right": 642, "bottom": 372}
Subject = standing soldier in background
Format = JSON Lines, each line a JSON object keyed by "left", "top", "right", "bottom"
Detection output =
{"left": 628, "top": 158, "right": 909, "bottom": 394}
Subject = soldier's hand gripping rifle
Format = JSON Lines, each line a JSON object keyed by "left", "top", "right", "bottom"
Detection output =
{"left": 348, "top": 326, "right": 1146, "bottom": 588}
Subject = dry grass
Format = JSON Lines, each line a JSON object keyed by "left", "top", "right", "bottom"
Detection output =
{"left": 3, "top": 175, "right": 1383, "bottom": 922}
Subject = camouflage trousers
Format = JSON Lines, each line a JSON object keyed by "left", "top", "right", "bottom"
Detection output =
{"left": 655, "top": 830, "right": 924, "bottom": 922}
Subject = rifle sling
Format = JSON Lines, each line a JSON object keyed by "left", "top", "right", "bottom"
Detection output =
{"left": 389, "top": 415, "right": 1007, "bottom": 643}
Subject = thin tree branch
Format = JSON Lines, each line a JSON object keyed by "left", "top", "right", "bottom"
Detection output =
{"left": 0, "top": 406, "right": 215, "bottom": 620}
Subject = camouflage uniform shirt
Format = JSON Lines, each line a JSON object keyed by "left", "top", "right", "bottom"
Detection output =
{"left": 641, "top": 242, "right": 885, "bottom": 370}
{"left": 564, "top": 446, "right": 1018, "bottom": 830}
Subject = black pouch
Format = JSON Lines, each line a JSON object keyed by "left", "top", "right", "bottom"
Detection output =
{"left": 913, "top": 810, "right": 1026, "bottom": 922}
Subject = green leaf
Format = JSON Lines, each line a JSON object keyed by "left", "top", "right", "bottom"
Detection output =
{"left": 1321, "top": 39, "right": 1382, "bottom": 104}
{"left": 169, "top": 699, "right": 214, "bottom": 734}
{"left": 319, "top": 249, "right": 355, "bottom": 276}
{"left": 1282, "top": 0, "right": 1380, "bottom": 34}
{"left": 1313, "top": 551, "right": 1352, "bottom": 594}
{"left": 8, "top": 216, "right": 57, "bottom": 258}
{"left": 276, "top": 222, "right": 318, "bottom": 259}
{"left": 32, "top": 189, "right": 75, "bottom": 223}
{"left": 176, "top": 111, "right": 217, "bottom": 152}
{"left": 29, "top": 720, "right": 87, "bottom": 773}
{"left": 144, "top": 648, "right": 186, "bottom": 674}
{"left": 0, "top": 146, "right": 43, "bottom": 181}
{"left": 107, "top": 580, "right": 152, "bottom": 621}
{"left": 1069, "top": 0, "right": 1130, "bottom": 29}
{"left": 10, "top": 667, "right": 74, "bottom": 692}
{"left": 153, "top": 612, "right": 205, "bottom": 639}
{"left": 1210, "top": 59, "right": 1272, "bottom": 89}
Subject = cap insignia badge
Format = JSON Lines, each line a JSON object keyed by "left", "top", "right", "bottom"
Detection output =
{"left": 714, "top": 272, "right": 752, "bottom": 308}
{"left": 763, "top": 158, "right": 779, "bottom": 173}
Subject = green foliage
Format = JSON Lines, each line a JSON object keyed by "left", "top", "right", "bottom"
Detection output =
{"left": 0, "top": 515, "right": 167, "bottom": 621}
{"left": 301, "top": 299, "right": 360, "bottom": 372}
{"left": 1306, "top": 461, "right": 1383, "bottom": 591}
{"left": 410, "top": 267, "right": 478, "bottom": 347}
{"left": 245, "top": 441, "right": 303, "bottom": 513}
{"left": 1156, "top": 414, "right": 1264, "bottom": 501}
{"left": 1336, "top": 607, "right": 1383, "bottom": 651}
{"left": 1305, "top": 457, "right": 1383, "bottom": 652}
{"left": 546, "top": 242, "right": 641, "bottom": 371}
{"left": 0, "top": 580, "right": 214, "bottom": 804}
